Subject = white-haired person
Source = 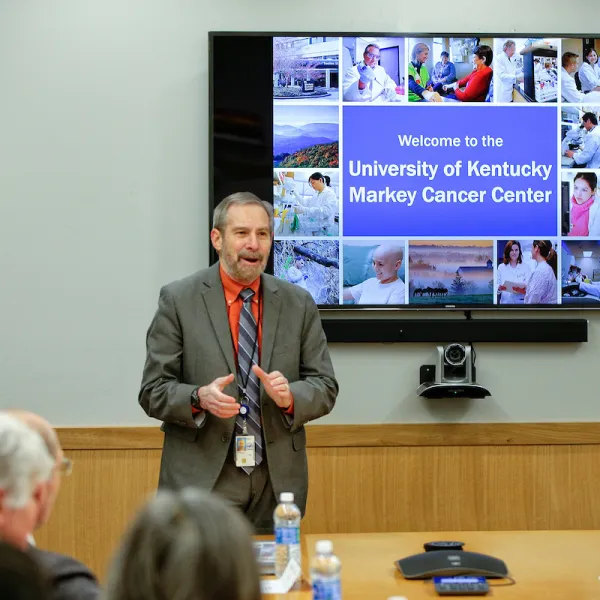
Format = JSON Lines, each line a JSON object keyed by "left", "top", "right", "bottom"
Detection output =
{"left": 0, "top": 411, "right": 99, "bottom": 600}
{"left": 104, "top": 488, "right": 262, "bottom": 600}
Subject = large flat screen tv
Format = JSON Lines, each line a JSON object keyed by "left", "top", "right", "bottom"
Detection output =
{"left": 209, "top": 32, "right": 600, "bottom": 310}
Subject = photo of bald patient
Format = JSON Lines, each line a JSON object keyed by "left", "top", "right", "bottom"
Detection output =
{"left": 342, "top": 240, "right": 406, "bottom": 305}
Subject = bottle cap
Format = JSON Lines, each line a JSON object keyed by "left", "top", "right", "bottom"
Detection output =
{"left": 315, "top": 540, "right": 333, "bottom": 554}
{"left": 280, "top": 492, "right": 294, "bottom": 503}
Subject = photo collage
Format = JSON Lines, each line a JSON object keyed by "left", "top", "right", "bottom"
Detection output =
{"left": 272, "top": 36, "right": 600, "bottom": 306}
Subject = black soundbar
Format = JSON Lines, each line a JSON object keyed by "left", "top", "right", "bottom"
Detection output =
{"left": 322, "top": 318, "right": 588, "bottom": 343}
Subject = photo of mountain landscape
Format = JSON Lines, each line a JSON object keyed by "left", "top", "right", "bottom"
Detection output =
{"left": 273, "top": 104, "right": 339, "bottom": 168}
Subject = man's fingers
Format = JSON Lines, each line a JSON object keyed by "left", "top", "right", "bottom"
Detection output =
{"left": 214, "top": 373, "right": 235, "bottom": 389}
{"left": 252, "top": 365, "right": 268, "bottom": 380}
{"left": 212, "top": 390, "right": 237, "bottom": 404}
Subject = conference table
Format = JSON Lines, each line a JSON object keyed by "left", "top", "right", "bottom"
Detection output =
{"left": 265, "top": 530, "right": 600, "bottom": 599}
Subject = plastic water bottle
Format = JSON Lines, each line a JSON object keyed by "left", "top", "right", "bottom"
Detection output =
{"left": 274, "top": 492, "right": 301, "bottom": 584}
{"left": 311, "top": 540, "right": 341, "bottom": 600}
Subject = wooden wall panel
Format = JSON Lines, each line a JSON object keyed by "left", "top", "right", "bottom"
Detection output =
{"left": 32, "top": 425, "right": 600, "bottom": 582}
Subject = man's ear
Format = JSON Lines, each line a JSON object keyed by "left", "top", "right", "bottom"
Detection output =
{"left": 210, "top": 228, "right": 222, "bottom": 253}
{"left": 31, "top": 481, "right": 48, "bottom": 508}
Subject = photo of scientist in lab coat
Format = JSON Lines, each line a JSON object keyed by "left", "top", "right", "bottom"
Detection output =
{"left": 273, "top": 170, "right": 339, "bottom": 236}
{"left": 564, "top": 112, "right": 600, "bottom": 169}
{"left": 495, "top": 40, "right": 523, "bottom": 102}
{"left": 342, "top": 39, "right": 404, "bottom": 103}
{"left": 580, "top": 47, "right": 600, "bottom": 93}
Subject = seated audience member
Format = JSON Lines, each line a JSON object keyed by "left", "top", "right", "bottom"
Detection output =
{"left": 444, "top": 45, "right": 493, "bottom": 102}
{"left": 431, "top": 51, "right": 457, "bottom": 93}
{"left": 104, "top": 488, "right": 261, "bottom": 600}
{"left": 0, "top": 541, "right": 50, "bottom": 600}
{"left": 0, "top": 411, "right": 100, "bottom": 600}
{"left": 343, "top": 243, "right": 405, "bottom": 305}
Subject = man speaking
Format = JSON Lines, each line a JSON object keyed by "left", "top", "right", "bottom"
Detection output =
{"left": 139, "top": 192, "right": 338, "bottom": 532}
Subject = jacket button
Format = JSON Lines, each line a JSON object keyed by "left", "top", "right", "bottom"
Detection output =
{"left": 221, "top": 435, "right": 230, "bottom": 443}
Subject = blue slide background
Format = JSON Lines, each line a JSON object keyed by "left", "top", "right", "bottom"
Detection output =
{"left": 343, "top": 105, "right": 558, "bottom": 237}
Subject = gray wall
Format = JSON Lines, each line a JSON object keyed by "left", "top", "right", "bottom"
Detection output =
{"left": 1, "top": 0, "right": 598, "bottom": 426}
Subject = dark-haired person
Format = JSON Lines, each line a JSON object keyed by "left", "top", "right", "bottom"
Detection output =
{"left": 497, "top": 240, "right": 531, "bottom": 304}
{"left": 444, "top": 45, "right": 493, "bottom": 102}
{"left": 567, "top": 172, "right": 600, "bottom": 236}
{"left": 523, "top": 241, "right": 557, "bottom": 304}
{"left": 580, "top": 47, "right": 600, "bottom": 93}
{"left": 431, "top": 51, "right": 456, "bottom": 93}
{"left": 294, "top": 172, "right": 337, "bottom": 235}
{"left": 561, "top": 52, "right": 600, "bottom": 103}
{"left": 565, "top": 113, "right": 600, "bottom": 169}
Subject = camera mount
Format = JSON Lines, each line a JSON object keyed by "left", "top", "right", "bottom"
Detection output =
{"left": 417, "top": 343, "right": 491, "bottom": 399}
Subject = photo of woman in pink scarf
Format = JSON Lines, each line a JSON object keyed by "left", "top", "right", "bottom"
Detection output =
{"left": 569, "top": 172, "right": 599, "bottom": 237}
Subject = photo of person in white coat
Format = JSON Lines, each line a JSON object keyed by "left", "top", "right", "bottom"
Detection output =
{"left": 343, "top": 43, "right": 400, "bottom": 103}
{"left": 561, "top": 52, "right": 600, "bottom": 103}
{"left": 495, "top": 40, "right": 521, "bottom": 102}
{"left": 579, "top": 47, "right": 600, "bottom": 93}
{"left": 564, "top": 112, "right": 600, "bottom": 169}
{"left": 497, "top": 240, "right": 531, "bottom": 304}
{"left": 294, "top": 172, "right": 338, "bottom": 235}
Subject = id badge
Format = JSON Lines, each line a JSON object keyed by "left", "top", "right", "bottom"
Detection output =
{"left": 235, "top": 435, "right": 256, "bottom": 467}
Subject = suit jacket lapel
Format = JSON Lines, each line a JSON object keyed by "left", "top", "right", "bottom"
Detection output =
{"left": 201, "top": 263, "right": 237, "bottom": 377}
{"left": 260, "top": 274, "right": 281, "bottom": 373}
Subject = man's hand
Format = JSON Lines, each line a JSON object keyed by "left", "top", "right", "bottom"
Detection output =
{"left": 565, "top": 150, "right": 575, "bottom": 158}
{"left": 198, "top": 374, "right": 240, "bottom": 418}
{"left": 252, "top": 366, "right": 292, "bottom": 409}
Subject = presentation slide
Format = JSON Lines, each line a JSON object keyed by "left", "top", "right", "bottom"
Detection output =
{"left": 271, "top": 35, "right": 600, "bottom": 307}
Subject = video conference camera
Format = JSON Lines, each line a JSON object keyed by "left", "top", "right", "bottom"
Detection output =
{"left": 417, "top": 344, "right": 491, "bottom": 399}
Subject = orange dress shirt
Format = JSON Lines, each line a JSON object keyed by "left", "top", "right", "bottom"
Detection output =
{"left": 192, "top": 265, "right": 293, "bottom": 414}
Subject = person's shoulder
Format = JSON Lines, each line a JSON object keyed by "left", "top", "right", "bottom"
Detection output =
{"left": 30, "top": 547, "right": 96, "bottom": 580}
{"left": 161, "top": 266, "right": 217, "bottom": 296}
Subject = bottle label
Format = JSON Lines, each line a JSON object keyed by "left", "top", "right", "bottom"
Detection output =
{"left": 313, "top": 579, "right": 341, "bottom": 600}
{"left": 275, "top": 526, "right": 300, "bottom": 545}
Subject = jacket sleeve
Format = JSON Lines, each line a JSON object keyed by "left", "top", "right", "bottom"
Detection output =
{"left": 286, "top": 295, "right": 338, "bottom": 432}
{"left": 138, "top": 286, "right": 198, "bottom": 427}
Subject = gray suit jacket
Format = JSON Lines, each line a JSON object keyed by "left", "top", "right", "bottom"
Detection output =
{"left": 29, "top": 547, "right": 99, "bottom": 600}
{"left": 139, "top": 263, "right": 338, "bottom": 514}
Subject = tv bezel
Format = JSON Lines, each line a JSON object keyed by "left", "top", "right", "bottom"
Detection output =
{"left": 209, "top": 31, "right": 600, "bottom": 311}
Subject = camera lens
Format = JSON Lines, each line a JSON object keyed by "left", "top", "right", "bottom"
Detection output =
{"left": 444, "top": 344, "right": 466, "bottom": 366}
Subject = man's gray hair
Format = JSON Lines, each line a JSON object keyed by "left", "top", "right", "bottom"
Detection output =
{"left": 104, "top": 488, "right": 262, "bottom": 600}
{"left": 503, "top": 40, "right": 516, "bottom": 52}
{"left": 411, "top": 42, "right": 430, "bottom": 62}
{"left": 0, "top": 415, "right": 54, "bottom": 509}
{"left": 364, "top": 43, "right": 381, "bottom": 53}
{"left": 212, "top": 192, "right": 274, "bottom": 233}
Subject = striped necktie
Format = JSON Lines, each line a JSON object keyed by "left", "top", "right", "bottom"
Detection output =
{"left": 236, "top": 288, "right": 262, "bottom": 473}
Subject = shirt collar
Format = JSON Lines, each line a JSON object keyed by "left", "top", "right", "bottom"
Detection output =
{"left": 219, "top": 263, "right": 260, "bottom": 305}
